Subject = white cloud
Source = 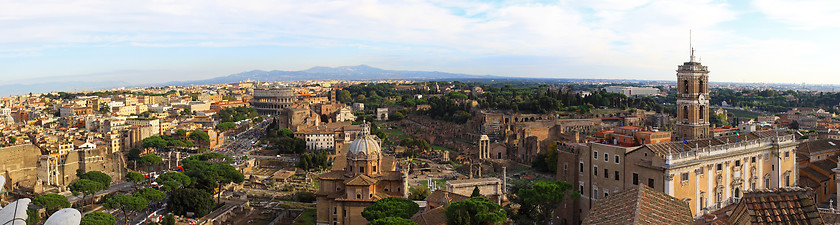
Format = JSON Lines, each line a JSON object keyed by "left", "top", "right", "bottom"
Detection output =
{"left": 0, "top": 0, "right": 834, "bottom": 83}
{"left": 753, "top": 0, "right": 840, "bottom": 29}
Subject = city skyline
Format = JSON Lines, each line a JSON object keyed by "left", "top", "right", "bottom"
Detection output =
{"left": 2, "top": 0, "right": 839, "bottom": 86}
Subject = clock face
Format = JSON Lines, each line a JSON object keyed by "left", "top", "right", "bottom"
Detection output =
{"left": 698, "top": 94, "right": 705, "bottom": 101}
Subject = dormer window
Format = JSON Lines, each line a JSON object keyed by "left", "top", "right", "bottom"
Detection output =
{"left": 373, "top": 166, "right": 376, "bottom": 172}
{"left": 360, "top": 167, "right": 365, "bottom": 173}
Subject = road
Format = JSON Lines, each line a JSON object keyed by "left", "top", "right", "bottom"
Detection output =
{"left": 215, "top": 118, "right": 272, "bottom": 162}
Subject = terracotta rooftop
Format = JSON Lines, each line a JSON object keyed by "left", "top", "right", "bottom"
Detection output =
{"left": 411, "top": 205, "right": 447, "bottom": 225}
{"left": 796, "top": 139, "right": 840, "bottom": 155}
{"left": 730, "top": 187, "right": 823, "bottom": 225}
{"left": 582, "top": 185, "right": 693, "bottom": 225}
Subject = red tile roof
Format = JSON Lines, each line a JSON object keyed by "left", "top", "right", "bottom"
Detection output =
{"left": 730, "top": 187, "right": 824, "bottom": 225}
{"left": 583, "top": 185, "right": 693, "bottom": 225}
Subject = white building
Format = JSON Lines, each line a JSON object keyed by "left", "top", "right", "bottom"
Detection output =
{"left": 303, "top": 132, "right": 335, "bottom": 151}
{"left": 335, "top": 107, "right": 356, "bottom": 122}
{"left": 604, "top": 86, "right": 660, "bottom": 96}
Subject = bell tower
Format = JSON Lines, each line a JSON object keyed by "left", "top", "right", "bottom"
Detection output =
{"left": 675, "top": 47, "right": 710, "bottom": 140}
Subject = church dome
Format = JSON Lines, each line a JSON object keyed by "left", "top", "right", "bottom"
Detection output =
{"left": 347, "top": 122, "right": 381, "bottom": 157}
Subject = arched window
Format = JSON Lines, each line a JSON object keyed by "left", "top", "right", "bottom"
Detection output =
{"left": 683, "top": 106, "right": 689, "bottom": 119}
{"left": 699, "top": 106, "right": 705, "bottom": 120}
{"left": 699, "top": 79, "right": 705, "bottom": 93}
{"left": 683, "top": 80, "right": 689, "bottom": 93}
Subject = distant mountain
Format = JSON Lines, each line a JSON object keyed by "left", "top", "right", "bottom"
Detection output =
{"left": 165, "top": 65, "right": 502, "bottom": 86}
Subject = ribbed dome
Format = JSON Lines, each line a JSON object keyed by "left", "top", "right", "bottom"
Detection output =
{"left": 348, "top": 122, "right": 381, "bottom": 156}
{"left": 348, "top": 135, "right": 381, "bottom": 156}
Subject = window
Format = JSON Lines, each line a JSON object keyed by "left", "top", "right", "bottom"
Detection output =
{"left": 683, "top": 80, "right": 689, "bottom": 93}
{"left": 785, "top": 151, "right": 790, "bottom": 158}
{"left": 716, "top": 164, "right": 722, "bottom": 171}
{"left": 785, "top": 175, "right": 790, "bottom": 187}
{"left": 735, "top": 160, "right": 740, "bottom": 167}
{"left": 604, "top": 169, "right": 609, "bottom": 178}
{"left": 580, "top": 185, "right": 584, "bottom": 192}
{"left": 605, "top": 192, "right": 609, "bottom": 198}
{"left": 772, "top": 165, "right": 775, "bottom": 171}
{"left": 633, "top": 173, "right": 639, "bottom": 185}
{"left": 699, "top": 80, "right": 705, "bottom": 92}
{"left": 594, "top": 166, "right": 598, "bottom": 176}
{"left": 765, "top": 178, "right": 770, "bottom": 188}
{"left": 360, "top": 167, "right": 365, "bottom": 173}
{"left": 579, "top": 162, "right": 584, "bottom": 173}
{"left": 648, "top": 178, "right": 655, "bottom": 188}
{"left": 698, "top": 168, "right": 704, "bottom": 175}
{"left": 343, "top": 209, "right": 347, "bottom": 218}
{"left": 615, "top": 155, "right": 620, "bottom": 164}
{"left": 751, "top": 157, "right": 756, "bottom": 163}
{"left": 681, "top": 173, "right": 689, "bottom": 182}
{"left": 594, "top": 188, "right": 598, "bottom": 200}
{"left": 604, "top": 153, "right": 609, "bottom": 162}
{"left": 333, "top": 207, "right": 337, "bottom": 215}
{"left": 615, "top": 171, "right": 620, "bottom": 181}
{"left": 373, "top": 166, "right": 377, "bottom": 172}
{"left": 683, "top": 106, "right": 689, "bottom": 119}
{"left": 357, "top": 194, "right": 361, "bottom": 199}
{"left": 765, "top": 153, "right": 770, "bottom": 161}
{"left": 594, "top": 151, "right": 598, "bottom": 159}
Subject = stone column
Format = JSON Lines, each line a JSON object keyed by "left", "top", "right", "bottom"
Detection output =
{"left": 664, "top": 173, "right": 674, "bottom": 195}
{"left": 724, "top": 162, "right": 731, "bottom": 202}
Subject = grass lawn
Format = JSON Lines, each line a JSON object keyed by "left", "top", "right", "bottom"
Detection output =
{"left": 385, "top": 128, "right": 410, "bottom": 140}
{"left": 418, "top": 179, "right": 449, "bottom": 190}
{"left": 431, "top": 145, "right": 455, "bottom": 152}
{"left": 293, "top": 209, "right": 316, "bottom": 225}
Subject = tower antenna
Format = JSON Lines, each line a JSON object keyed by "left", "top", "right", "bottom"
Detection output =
{"left": 690, "top": 29, "right": 695, "bottom": 62}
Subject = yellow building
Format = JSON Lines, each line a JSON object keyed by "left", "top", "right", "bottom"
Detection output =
{"left": 315, "top": 123, "right": 408, "bottom": 225}
{"left": 633, "top": 130, "right": 797, "bottom": 217}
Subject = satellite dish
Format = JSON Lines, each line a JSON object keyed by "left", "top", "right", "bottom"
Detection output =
{"left": 45, "top": 208, "right": 81, "bottom": 225}
{"left": 0, "top": 198, "right": 31, "bottom": 225}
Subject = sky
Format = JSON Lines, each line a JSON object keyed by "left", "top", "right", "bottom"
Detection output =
{"left": 1, "top": 0, "right": 839, "bottom": 86}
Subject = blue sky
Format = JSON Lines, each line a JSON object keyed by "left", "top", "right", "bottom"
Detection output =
{"left": 1, "top": 0, "right": 838, "bottom": 85}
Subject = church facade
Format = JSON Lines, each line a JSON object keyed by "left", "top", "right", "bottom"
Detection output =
{"left": 315, "top": 123, "right": 408, "bottom": 225}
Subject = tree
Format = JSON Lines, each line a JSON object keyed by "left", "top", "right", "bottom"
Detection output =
{"left": 80, "top": 212, "right": 115, "bottom": 225}
{"left": 189, "top": 130, "right": 210, "bottom": 143}
{"left": 32, "top": 194, "right": 71, "bottom": 216}
{"left": 134, "top": 188, "right": 166, "bottom": 202}
{"left": 175, "top": 129, "right": 188, "bottom": 137}
{"left": 471, "top": 186, "right": 481, "bottom": 197}
{"left": 408, "top": 185, "right": 431, "bottom": 200}
{"left": 26, "top": 209, "right": 39, "bottom": 225}
{"left": 127, "top": 148, "right": 142, "bottom": 161}
{"left": 356, "top": 94, "right": 366, "bottom": 102}
{"left": 161, "top": 214, "right": 176, "bottom": 225}
{"left": 142, "top": 136, "right": 168, "bottom": 149}
{"left": 510, "top": 180, "right": 578, "bottom": 224}
{"left": 168, "top": 188, "right": 214, "bottom": 218}
{"left": 126, "top": 172, "right": 145, "bottom": 191}
{"left": 215, "top": 122, "right": 236, "bottom": 131}
{"left": 8, "top": 136, "right": 15, "bottom": 145}
{"left": 362, "top": 197, "right": 420, "bottom": 221}
{"left": 390, "top": 112, "right": 405, "bottom": 121}
{"left": 104, "top": 195, "right": 148, "bottom": 225}
{"left": 182, "top": 155, "right": 244, "bottom": 203}
{"left": 445, "top": 196, "right": 506, "bottom": 225}
{"left": 338, "top": 90, "right": 352, "bottom": 103}
{"left": 157, "top": 172, "right": 192, "bottom": 191}
{"left": 790, "top": 120, "right": 800, "bottom": 129}
{"left": 70, "top": 179, "right": 104, "bottom": 207}
{"left": 367, "top": 217, "right": 419, "bottom": 225}
{"left": 138, "top": 154, "right": 163, "bottom": 168}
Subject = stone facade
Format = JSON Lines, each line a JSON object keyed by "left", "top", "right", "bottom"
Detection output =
{"left": 674, "top": 49, "right": 711, "bottom": 141}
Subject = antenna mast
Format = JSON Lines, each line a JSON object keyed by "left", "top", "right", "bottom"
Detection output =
{"left": 690, "top": 29, "right": 695, "bottom": 62}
